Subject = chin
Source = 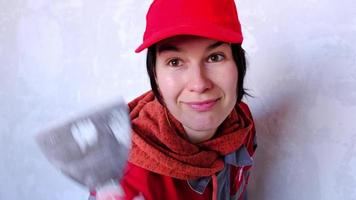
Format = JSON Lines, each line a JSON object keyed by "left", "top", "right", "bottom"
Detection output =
{"left": 185, "top": 119, "right": 220, "bottom": 132}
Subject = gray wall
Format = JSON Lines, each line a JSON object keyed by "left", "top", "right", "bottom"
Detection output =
{"left": 1, "top": 0, "right": 355, "bottom": 199}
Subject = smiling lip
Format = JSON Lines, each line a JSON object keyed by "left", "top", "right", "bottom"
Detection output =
{"left": 184, "top": 98, "right": 220, "bottom": 112}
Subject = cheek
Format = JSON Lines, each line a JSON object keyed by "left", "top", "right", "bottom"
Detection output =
{"left": 228, "top": 65, "right": 239, "bottom": 93}
{"left": 214, "top": 63, "right": 238, "bottom": 96}
{"left": 156, "top": 69, "right": 181, "bottom": 101}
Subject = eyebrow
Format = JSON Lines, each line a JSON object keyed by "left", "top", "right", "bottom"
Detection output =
{"left": 157, "top": 41, "right": 227, "bottom": 54}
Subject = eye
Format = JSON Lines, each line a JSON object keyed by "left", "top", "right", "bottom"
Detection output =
{"left": 207, "top": 54, "right": 225, "bottom": 63}
{"left": 167, "top": 58, "right": 183, "bottom": 67}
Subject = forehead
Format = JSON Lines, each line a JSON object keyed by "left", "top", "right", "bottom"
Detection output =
{"left": 155, "top": 35, "right": 227, "bottom": 53}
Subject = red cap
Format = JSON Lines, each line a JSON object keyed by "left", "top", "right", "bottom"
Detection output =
{"left": 135, "top": 0, "right": 243, "bottom": 53}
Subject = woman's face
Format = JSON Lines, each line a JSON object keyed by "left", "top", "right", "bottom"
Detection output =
{"left": 155, "top": 36, "right": 238, "bottom": 143}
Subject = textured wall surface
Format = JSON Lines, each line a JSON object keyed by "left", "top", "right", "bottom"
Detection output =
{"left": 1, "top": 0, "right": 355, "bottom": 199}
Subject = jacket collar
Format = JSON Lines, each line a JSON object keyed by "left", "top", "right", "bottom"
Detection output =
{"left": 187, "top": 145, "right": 253, "bottom": 194}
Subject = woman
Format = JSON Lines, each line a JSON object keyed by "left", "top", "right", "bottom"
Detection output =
{"left": 97, "top": 0, "right": 257, "bottom": 199}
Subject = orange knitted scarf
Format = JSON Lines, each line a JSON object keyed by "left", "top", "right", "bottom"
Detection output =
{"left": 128, "top": 91, "right": 254, "bottom": 180}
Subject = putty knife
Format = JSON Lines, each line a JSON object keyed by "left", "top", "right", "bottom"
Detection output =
{"left": 35, "top": 100, "right": 131, "bottom": 197}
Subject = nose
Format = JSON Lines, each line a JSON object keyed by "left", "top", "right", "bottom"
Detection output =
{"left": 187, "top": 63, "right": 213, "bottom": 93}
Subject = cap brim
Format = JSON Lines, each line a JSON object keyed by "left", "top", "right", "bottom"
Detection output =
{"left": 135, "top": 23, "right": 243, "bottom": 53}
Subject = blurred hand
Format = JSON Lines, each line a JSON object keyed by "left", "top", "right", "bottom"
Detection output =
{"left": 97, "top": 193, "right": 122, "bottom": 200}
{"left": 96, "top": 192, "right": 145, "bottom": 200}
{"left": 96, "top": 184, "right": 124, "bottom": 200}
{"left": 96, "top": 184, "right": 145, "bottom": 200}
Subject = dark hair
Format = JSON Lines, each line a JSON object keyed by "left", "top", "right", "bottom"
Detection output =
{"left": 146, "top": 43, "right": 248, "bottom": 104}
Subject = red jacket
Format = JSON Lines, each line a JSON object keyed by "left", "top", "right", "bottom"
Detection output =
{"left": 119, "top": 143, "right": 256, "bottom": 200}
